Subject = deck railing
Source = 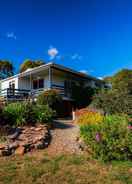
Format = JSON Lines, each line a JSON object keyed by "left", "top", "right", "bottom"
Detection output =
{"left": 51, "top": 84, "right": 65, "bottom": 96}
{"left": 1, "top": 88, "right": 30, "bottom": 100}
{"left": 0, "top": 84, "right": 71, "bottom": 101}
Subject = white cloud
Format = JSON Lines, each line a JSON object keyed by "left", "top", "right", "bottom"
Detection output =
{"left": 56, "top": 55, "right": 65, "bottom": 60}
{"left": 6, "top": 32, "right": 16, "bottom": 40}
{"left": 48, "top": 46, "right": 59, "bottom": 60}
{"left": 98, "top": 77, "right": 103, "bottom": 80}
{"left": 71, "top": 54, "right": 82, "bottom": 61}
{"left": 79, "top": 70, "right": 88, "bottom": 74}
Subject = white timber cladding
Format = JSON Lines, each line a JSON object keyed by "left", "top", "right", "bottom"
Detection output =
{"left": 1, "top": 73, "right": 95, "bottom": 91}
{"left": 1, "top": 76, "right": 18, "bottom": 90}
{"left": 1, "top": 72, "right": 66, "bottom": 91}
{"left": 18, "top": 75, "right": 51, "bottom": 90}
{"left": 0, "top": 63, "right": 102, "bottom": 94}
{"left": 18, "top": 77, "right": 31, "bottom": 90}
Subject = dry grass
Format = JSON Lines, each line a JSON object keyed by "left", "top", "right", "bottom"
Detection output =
{"left": 0, "top": 152, "right": 131, "bottom": 184}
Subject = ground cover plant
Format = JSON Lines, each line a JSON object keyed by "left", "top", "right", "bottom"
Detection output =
{"left": 79, "top": 114, "right": 132, "bottom": 162}
{"left": 0, "top": 153, "right": 131, "bottom": 184}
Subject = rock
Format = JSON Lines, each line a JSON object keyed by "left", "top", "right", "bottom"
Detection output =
{"left": 1, "top": 149, "right": 12, "bottom": 156}
{"left": 34, "top": 135, "right": 44, "bottom": 142}
{"left": 34, "top": 141, "right": 45, "bottom": 149}
{"left": 15, "top": 146, "right": 25, "bottom": 155}
{"left": 9, "top": 142, "right": 19, "bottom": 149}
{"left": 8, "top": 128, "right": 21, "bottom": 140}
{"left": 44, "top": 142, "right": 49, "bottom": 147}
{"left": 0, "top": 150, "right": 3, "bottom": 156}
{"left": 0, "top": 124, "right": 50, "bottom": 156}
{"left": 35, "top": 127, "right": 42, "bottom": 131}
{"left": 75, "top": 136, "right": 79, "bottom": 141}
{"left": 29, "top": 127, "right": 35, "bottom": 130}
{"left": 0, "top": 143, "right": 5, "bottom": 149}
{"left": 1, "top": 145, "right": 12, "bottom": 156}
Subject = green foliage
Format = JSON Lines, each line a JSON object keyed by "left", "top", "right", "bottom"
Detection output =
{"left": 91, "top": 89, "right": 132, "bottom": 115}
{"left": 34, "top": 104, "right": 55, "bottom": 124}
{"left": 23, "top": 103, "right": 37, "bottom": 125}
{"left": 71, "top": 82, "right": 96, "bottom": 108}
{"left": 3, "top": 102, "right": 54, "bottom": 126}
{"left": 4, "top": 102, "right": 27, "bottom": 126}
{"left": 0, "top": 60, "right": 14, "bottom": 79}
{"left": 91, "top": 69, "right": 132, "bottom": 115}
{"left": 37, "top": 89, "right": 62, "bottom": 107}
{"left": 111, "top": 69, "right": 132, "bottom": 93}
{"left": 20, "top": 59, "right": 45, "bottom": 73}
{"left": 80, "top": 115, "right": 132, "bottom": 161}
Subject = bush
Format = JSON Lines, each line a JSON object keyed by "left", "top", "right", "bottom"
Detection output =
{"left": 37, "top": 89, "right": 62, "bottom": 107}
{"left": 3, "top": 102, "right": 54, "bottom": 126}
{"left": 23, "top": 102, "right": 37, "bottom": 125}
{"left": 77, "top": 111, "right": 103, "bottom": 125}
{"left": 71, "top": 82, "right": 96, "bottom": 108}
{"left": 80, "top": 115, "right": 132, "bottom": 161}
{"left": 91, "top": 89, "right": 132, "bottom": 115}
{"left": 4, "top": 102, "right": 27, "bottom": 126}
{"left": 34, "top": 105, "right": 55, "bottom": 124}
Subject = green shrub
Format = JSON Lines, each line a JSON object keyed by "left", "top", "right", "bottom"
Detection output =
{"left": 4, "top": 102, "right": 27, "bottom": 126}
{"left": 71, "top": 82, "right": 96, "bottom": 108}
{"left": 80, "top": 115, "right": 132, "bottom": 161}
{"left": 37, "top": 89, "right": 62, "bottom": 107}
{"left": 23, "top": 102, "right": 37, "bottom": 125}
{"left": 34, "top": 105, "right": 55, "bottom": 124}
{"left": 91, "top": 89, "right": 132, "bottom": 115}
{"left": 3, "top": 102, "right": 54, "bottom": 126}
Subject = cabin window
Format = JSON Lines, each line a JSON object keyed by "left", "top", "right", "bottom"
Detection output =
{"left": 9, "top": 81, "right": 15, "bottom": 89}
{"left": 33, "top": 79, "right": 44, "bottom": 89}
{"left": 33, "top": 80, "right": 38, "bottom": 89}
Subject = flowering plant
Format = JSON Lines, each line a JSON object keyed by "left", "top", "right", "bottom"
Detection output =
{"left": 80, "top": 115, "right": 132, "bottom": 161}
{"left": 77, "top": 111, "right": 103, "bottom": 125}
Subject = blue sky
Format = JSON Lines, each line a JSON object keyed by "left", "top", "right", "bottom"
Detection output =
{"left": 0, "top": 0, "right": 132, "bottom": 77}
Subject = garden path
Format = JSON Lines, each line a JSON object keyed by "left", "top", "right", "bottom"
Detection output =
{"left": 45, "top": 119, "right": 82, "bottom": 155}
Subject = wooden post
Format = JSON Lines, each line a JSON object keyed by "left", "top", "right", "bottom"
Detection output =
{"left": 49, "top": 67, "right": 52, "bottom": 89}
{"left": 72, "top": 110, "right": 76, "bottom": 121}
{"left": 30, "top": 72, "right": 32, "bottom": 96}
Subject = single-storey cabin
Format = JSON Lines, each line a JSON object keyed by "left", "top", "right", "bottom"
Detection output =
{"left": 0, "top": 62, "right": 107, "bottom": 116}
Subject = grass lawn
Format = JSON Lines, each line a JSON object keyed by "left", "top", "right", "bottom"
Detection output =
{"left": 0, "top": 152, "right": 132, "bottom": 184}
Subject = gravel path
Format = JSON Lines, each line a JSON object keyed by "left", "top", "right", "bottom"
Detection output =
{"left": 45, "top": 119, "right": 82, "bottom": 155}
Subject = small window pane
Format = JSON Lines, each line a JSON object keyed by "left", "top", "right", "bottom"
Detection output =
{"left": 39, "top": 79, "right": 44, "bottom": 88}
{"left": 33, "top": 80, "right": 38, "bottom": 89}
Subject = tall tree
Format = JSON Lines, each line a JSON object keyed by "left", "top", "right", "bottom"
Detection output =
{"left": 20, "top": 59, "right": 45, "bottom": 73}
{"left": 0, "top": 60, "right": 14, "bottom": 79}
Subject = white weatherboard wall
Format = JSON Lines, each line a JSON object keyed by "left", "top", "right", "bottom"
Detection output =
{"left": 45, "top": 75, "right": 51, "bottom": 89}
{"left": 18, "top": 74, "right": 51, "bottom": 90}
{"left": 1, "top": 77, "right": 19, "bottom": 90}
{"left": 18, "top": 78, "right": 31, "bottom": 90}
